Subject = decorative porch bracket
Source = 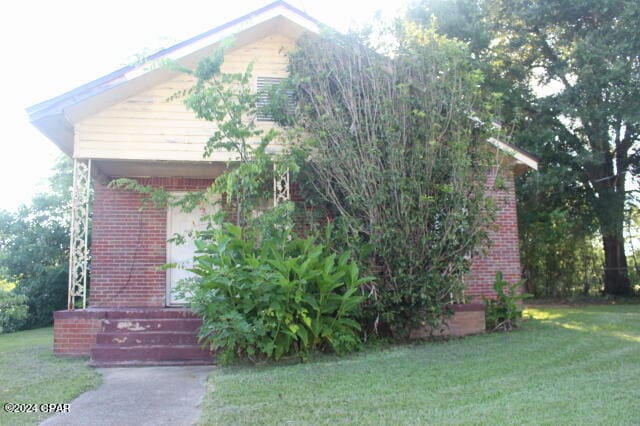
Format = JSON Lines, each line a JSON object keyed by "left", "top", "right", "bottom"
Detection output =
{"left": 273, "top": 166, "right": 290, "bottom": 206}
{"left": 68, "top": 159, "right": 92, "bottom": 310}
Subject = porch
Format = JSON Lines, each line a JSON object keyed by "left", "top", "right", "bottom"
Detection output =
{"left": 56, "top": 157, "right": 491, "bottom": 365}
{"left": 55, "top": 157, "right": 291, "bottom": 365}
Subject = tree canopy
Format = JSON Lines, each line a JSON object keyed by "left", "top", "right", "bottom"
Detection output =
{"left": 411, "top": 0, "right": 640, "bottom": 296}
{"left": 0, "top": 158, "right": 72, "bottom": 328}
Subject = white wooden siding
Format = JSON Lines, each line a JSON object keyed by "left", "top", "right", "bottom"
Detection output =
{"left": 75, "top": 34, "right": 294, "bottom": 161}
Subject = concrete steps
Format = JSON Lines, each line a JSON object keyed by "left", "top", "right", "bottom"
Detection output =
{"left": 89, "top": 309, "right": 214, "bottom": 367}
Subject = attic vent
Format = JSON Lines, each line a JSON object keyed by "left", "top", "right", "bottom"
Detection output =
{"left": 256, "top": 77, "right": 289, "bottom": 121}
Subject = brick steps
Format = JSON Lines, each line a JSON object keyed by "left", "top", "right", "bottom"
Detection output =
{"left": 88, "top": 309, "right": 215, "bottom": 367}
{"left": 90, "top": 345, "right": 213, "bottom": 364}
{"left": 101, "top": 318, "right": 202, "bottom": 333}
{"left": 88, "top": 359, "right": 214, "bottom": 368}
{"left": 101, "top": 308, "right": 198, "bottom": 319}
{"left": 96, "top": 331, "right": 199, "bottom": 346}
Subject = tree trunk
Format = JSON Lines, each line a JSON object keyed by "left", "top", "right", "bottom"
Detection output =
{"left": 602, "top": 232, "right": 631, "bottom": 296}
{"left": 591, "top": 143, "right": 632, "bottom": 296}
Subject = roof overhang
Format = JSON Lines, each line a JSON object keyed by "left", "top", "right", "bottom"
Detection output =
{"left": 488, "top": 137, "right": 539, "bottom": 173}
{"left": 26, "top": 1, "right": 321, "bottom": 157}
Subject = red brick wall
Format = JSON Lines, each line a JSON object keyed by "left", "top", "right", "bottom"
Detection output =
{"left": 89, "top": 169, "right": 522, "bottom": 306}
{"left": 53, "top": 310, "right": 104, "bottom": 356}
{"left": 466, "top": 168, "right": 522, "bottom": 299}
{"left": 90, "top": 177, "right": 213, "bottom": 308}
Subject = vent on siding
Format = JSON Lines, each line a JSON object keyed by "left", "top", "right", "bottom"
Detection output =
{"left": 256, "top": 77, "right": 291, "bottom": 122}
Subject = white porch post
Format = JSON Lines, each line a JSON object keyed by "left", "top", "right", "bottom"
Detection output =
{"left": 273, "top": 165, "right": 290, "bottom": 206}
{"left": 68, "top": 159, "right": 91, "bottom": 310}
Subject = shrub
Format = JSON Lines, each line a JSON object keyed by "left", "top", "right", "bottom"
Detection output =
{"left": 184, "top": 223, "right": 372, "bottom": 365}
{"left": 282, "top": 27, "right": 499, "bottom": 336}
{"left": 484, "top": 272, "right": 531, "bottom": 331}
{"left": 0, "top": 290, "right": 29, "bottom": 333}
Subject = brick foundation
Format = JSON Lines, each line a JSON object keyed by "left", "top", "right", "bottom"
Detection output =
{"left": 55, "top": 304, "right": 485, "bottom": 357}
{"left": 409, "top": 303, "right": 486, "bottom": 338}
{"left": 53, "top": 310, "right": 105, "bottom": 356}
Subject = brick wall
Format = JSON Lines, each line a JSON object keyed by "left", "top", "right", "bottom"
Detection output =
{"left": 466, "top": 168, "right": 522, "bottom": 299}
{"left": 53, "top": 310, "right": 104, "bottom": 356}
{"left": 89, "top": 168, "right": 522, "bottom": 307}
{"left": 90, "top": 177, "right": 213, "bottom": 308}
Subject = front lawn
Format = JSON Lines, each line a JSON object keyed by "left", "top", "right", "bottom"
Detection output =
{"left": 0, "top": 327, "right": 101, "bottom": 425}
{"left": 200, "top": 305, "right": 640, "bottom": 425}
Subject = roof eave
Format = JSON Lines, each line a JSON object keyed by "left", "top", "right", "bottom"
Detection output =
{"left": 30, "top": 113, "right": 74, "bottom": 157}
{"left": 488, "top": 137, "right": 539, "bottom": 171}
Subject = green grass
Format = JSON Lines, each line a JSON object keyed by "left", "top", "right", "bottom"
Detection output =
{"left": 0, "top": 327, "right": 101, "bottom": 425}
{"left": 200, "top": 305, "right": 640, "bottom": 425}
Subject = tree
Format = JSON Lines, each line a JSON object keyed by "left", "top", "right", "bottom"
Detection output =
{"left": 0, "top": 157, "right": 72, "bottom": 328}
{"left": 492, "top": 0, "right": 639, "bottom": 296}
{"left": 411, "top": 0, "right": 640, "bottom": 296}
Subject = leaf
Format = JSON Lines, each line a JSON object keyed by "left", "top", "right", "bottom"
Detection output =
{"left": 337, "top": 250, "right": 351, "bottom": 267}
{"left": 297, "top": 325, "right": 310, "bottom": 346}
{"left": 323, "top": 253, "right": 337, "bottom": 276}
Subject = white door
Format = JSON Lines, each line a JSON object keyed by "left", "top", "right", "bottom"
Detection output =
{"left": 166, "top": 193, "right": 219, "bottom": 305}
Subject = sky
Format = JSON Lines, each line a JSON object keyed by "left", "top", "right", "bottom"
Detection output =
{"left": 0, "top": 0, "right": 406, "bottom": 211}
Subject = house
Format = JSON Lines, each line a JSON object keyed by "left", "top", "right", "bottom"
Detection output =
{"left": 27, "top": 1, "right": 538, "bottom": 366}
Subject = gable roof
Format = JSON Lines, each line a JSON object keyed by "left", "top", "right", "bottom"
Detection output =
{"left": 26, "top": 1, "right": 322, "bottom": 155}
{"left": 26, "top": 1, "right": 537, "bottom": 172}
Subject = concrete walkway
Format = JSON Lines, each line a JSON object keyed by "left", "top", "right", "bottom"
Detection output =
{"left": 41, "top": 366, "right": 213, "bottom": 426}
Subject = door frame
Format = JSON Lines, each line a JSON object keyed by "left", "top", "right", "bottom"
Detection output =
{"left": 166, "top": 192, "right": 185, "bottom": 306}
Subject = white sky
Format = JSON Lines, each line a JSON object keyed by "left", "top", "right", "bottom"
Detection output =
{"left": 0, "top": 0, "right": 405, "bottom": 211}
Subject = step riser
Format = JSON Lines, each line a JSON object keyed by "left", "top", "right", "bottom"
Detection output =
{"left": 101, "top": 319, "right": 202, "bottom": 333}
{"left": 96, "top": 332, "right": 200, "bottom": 346}
{"left": 104, "top": 309, "right": 200, "bottom": 320}
{"left": 90, "top": 360, "right": 215, "bottom": 367}
{"left": 90, "top": 346, "right": 213, "bottom": 362}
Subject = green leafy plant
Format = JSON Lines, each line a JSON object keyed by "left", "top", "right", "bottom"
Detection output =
{"left": 183, "top": 220, "right": 372, "bottom": 365}
{"left": 484, "top": 272, "right": 531, "bottom": 332}
{"left": 0, "top": 290, "right": 29, "bottom": 333}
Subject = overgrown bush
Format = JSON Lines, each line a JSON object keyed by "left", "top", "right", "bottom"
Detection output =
{"left": 184, "top": 221, "right": 372, "bottom": 365}
{"left": 484, "top": 272, "right": 531, "bottom": 331}
{"left": 280, "top": 26, "right": 500, "bottom": 336}
{"left": 0, "top": 290, "right": 29, "bottom": 333}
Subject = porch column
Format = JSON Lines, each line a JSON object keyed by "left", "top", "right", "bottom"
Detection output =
{"left": 68, "top": 159, "right": 92, "bottom": 310}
